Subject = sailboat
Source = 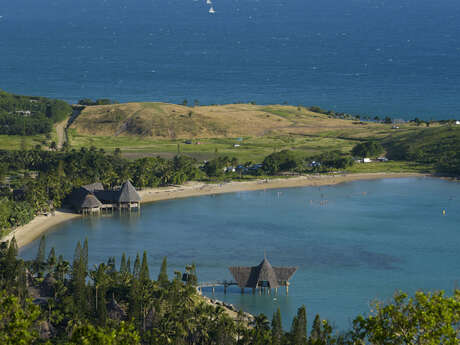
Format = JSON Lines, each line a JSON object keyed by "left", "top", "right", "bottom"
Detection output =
{"left": 208, "top": 7, "right": 216, "bottom": 14}
{"left": 206, "top": 0, "right": 212, "bottom": 4}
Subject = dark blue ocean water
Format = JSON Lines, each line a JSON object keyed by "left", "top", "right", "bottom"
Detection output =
{"left": 20, "top": 178, "right": 460, "bottom": 329}
{"left": 1, "top": 0, "right": 460, "bottom": 119}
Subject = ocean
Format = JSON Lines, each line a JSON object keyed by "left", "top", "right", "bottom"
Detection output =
{"left": 19, "top": 177, "right": 460, "bottom": 329}
{"left": 1, "top": 0, "right": 460, "bottom": 119}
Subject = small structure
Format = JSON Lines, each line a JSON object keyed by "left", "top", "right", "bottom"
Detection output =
{"left": 229, "top": 256, "right": 297, "bottom": 295}
{"left": 80, "top": 194, "right": 103, "bottom": 214}
{"left": 455, "top": 120, "right": 460, "bottom": 125}
{"left": 69, "top": 180, "right": 141, "bottom": 214}
{"left": 363, "top": 158, "right": 372, "bottom": 163}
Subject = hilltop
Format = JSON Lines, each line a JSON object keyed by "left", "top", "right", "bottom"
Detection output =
{"left": 70, "top": 102, "right": 388, "bottom": 139}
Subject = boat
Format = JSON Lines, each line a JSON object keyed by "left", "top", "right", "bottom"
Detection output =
{"left": 206, "top": 0, "right": 212, "bottom": 4}
{"left": 209, "top": 7, "right": 216, "bottom": 14}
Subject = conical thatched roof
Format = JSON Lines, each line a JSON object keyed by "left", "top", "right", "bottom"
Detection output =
{"left": 81, "top": 194, "right": 103, "bottom": 208}
{"left": 117, "top": 180, "right": 141, "bottom": 202}
{"left": 40, "top": 274, "right": 57, "bottom": 297}
{"left": 229, "top": 257, "right": 297, "bottom": 289}
{"left": 107, "top": 297, "right": 127, "bottom": 321}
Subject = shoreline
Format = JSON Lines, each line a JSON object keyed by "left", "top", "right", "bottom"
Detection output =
{"left": 2, "top": 172, "right": 428, "bottom": 249}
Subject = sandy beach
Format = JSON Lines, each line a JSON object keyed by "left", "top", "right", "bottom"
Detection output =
{"left": 2, "top": 172, "right": 427, "bottom": 248}
{"left": 1, "top": 210, "right": 80, "bottom": 249}
{"left": 137, "top": 172, "right": 427, "bottom": 203}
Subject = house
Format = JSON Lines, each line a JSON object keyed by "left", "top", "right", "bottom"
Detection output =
{"left": 229, "top": 256, "right": 297, "bottom": 294}
{"left": 69, "top": 180, "right": 141, "bottom": 214}
{"left": 455, "top": 120, "right": 460, "bottom": 125}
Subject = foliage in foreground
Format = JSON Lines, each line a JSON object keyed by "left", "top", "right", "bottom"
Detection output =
{"left": 0, "top": 237, "right": 459, "bottom": 344}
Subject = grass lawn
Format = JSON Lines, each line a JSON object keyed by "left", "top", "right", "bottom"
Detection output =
{"left": 68, "top": 129, "right": 361, "bottom": 162}
{"left": 0, "top": 134, "right": 49, "bottom": 150}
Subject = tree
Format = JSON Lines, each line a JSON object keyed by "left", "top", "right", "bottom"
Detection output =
{"left": 68, "top": 322, "right": 141, "bottom": 345}
{"left": 263, "top": 150, "right": 300, "bottom": 174}
{"left": 271, "top": 308, "right": 283, "bottom": 345}
{"left": 0, "top": 291, "right": 41, "bottom": 345}
{"left": 133, "top": 253, "right": 140, "bottom": 279}
{"left": 139, "top": 251, "right": 150, "bottom": 283}
{"left": 351, "top": 141, "right": 384, "bottom": 158}
{"left": 158, "top": 256, "right": 168, "bottom": 286}
{"left": 120, "top": 253, "right": 127, "bottom": 273}
{"left": 351, "top": 290, "right": 460, "bottom": 345}
{"left": 291, "top": 305, "right": 307, "bottom": 345}
{"left": 34, "top": 235, "right": 46, "bottom": 277}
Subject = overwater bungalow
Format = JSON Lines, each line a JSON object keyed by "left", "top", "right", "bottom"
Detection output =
{"left": 229, "top": 256, "right": 297, "bottom": 294}
{"left": 70, "top": 180, "right": 141, "bottom": 214}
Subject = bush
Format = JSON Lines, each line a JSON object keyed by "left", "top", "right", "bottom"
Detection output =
{"left": 352, "top": 141, "right": 384, "bottom": 158}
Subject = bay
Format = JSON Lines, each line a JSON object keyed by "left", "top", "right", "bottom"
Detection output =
{"left": 19, "top": 177, "right": 460, "bottom": 329}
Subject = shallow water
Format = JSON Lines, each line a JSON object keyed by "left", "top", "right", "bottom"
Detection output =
{"left": 1, "top": 0, "right": 460, "bottom": 119}
{"left": 20, "top": 177, "right": 460, "bottom": 329}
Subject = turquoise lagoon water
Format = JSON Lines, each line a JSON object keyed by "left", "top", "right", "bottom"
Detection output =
{"left": 1, "top": 0, "right": 460, "bottom": 119}
{"left": 20, "top": 177, "right": 460, "bottom": 329}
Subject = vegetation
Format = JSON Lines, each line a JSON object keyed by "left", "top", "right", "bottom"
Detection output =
{"left": 385, "top": 126, "right": 460, "bottom": 175}
{"left": 0, "top": 238, "right": 459, "bottom": 344}
{"left": 78, "top": 98, "right": 118, "bottom": 106}
{"left": 0, "top": 89, "right": 72, "bottom": 135}
{"left": 0, "top": 149, "right": 203, "bottom": 234}
{"left": 351, "top": 142, "right": 384, "bottom": 158}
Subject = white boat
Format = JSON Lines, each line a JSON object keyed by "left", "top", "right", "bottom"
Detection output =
{"left": 206, "top": 0, "right": 212, "bottom": 4}
{"left": 209, "top": 7, "right": 216, "bottom": 14}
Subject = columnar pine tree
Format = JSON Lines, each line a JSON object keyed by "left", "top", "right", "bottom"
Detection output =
{"left": 126, "top": 256, "right": 131, "bottom": 274}
{"left": 133, "top": 253, "right": 140, "bottom": 279}
{"left": 271, "top": 308, "right": 283, "bottom": 345}
{"left": 47, "top": 247, "right": 56, "bottom": 272}
{"left": 310, "top": 314, "right": 322, "bottom": 344}
{"left": 291, "top": 305, "right": 307, "bottom": 345}
{"left": 72, "top": 241, "right": 87, "bottom": 318}
{"left": 158, "top": 256, "right": 168, "bottom": 287}
{"left": 139, "top": 251, "right": 149, "bottom": 283}
{"left": 120, "top": 253, "right": 127, "bottom": 273}
{"left": 35, "top": 235, "right": 46, "bottom": 277}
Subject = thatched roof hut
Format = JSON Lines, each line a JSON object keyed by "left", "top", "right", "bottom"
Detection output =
{"left": 117, "top": 180, "right": 141, "bottom": 203}
{"left": 107, "top": 297, "right": 128, "bottom": 321}
{"left": 229, "top": 257, "right": 297, "bottom": 289}
{"left": 80, "top": 194, "right": 103, "bottom": 209}
{"left": 82, "top": 182, "right": 104, "bottom": 193}
{"left": 40, "top": 274, "right": 57, "bottom": 297}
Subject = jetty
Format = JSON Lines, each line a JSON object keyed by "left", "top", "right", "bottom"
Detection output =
{"left": 198, "top": 256, "right": 297, "bottom": 295}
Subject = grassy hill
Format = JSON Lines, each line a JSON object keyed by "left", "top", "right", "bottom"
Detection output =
{"left": 71, "top": 102, "right": 392, "bottom": 139}
{"left": 68, "top": 102, "right": 428, "bottom": 162}
{"left": 1, "top": 97, "right": 457, "bottom": 173}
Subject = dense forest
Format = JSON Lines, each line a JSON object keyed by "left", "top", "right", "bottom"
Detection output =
{"left": 1, "top": 237, "right": 458, "bottom": 344}
{"left": 0, "top": 90, "right": 72, "bottom": 135}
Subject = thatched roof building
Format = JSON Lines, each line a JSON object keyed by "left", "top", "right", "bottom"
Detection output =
{"left": 80, "top": 194, "right": 103, "bottom": 209}
{"left": 68, "top": 180, "right": 141, "bottom": 213}
{"left": 229, "top": 257, "right": 297, "bottom": 289}
{"left": 117, "top": 180, "right": 141, "bottom": 203}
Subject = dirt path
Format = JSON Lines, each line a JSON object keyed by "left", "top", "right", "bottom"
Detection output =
{"left": 55, "top": 120, "right": 68, "bottom": 149}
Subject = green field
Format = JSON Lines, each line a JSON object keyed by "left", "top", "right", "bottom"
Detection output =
{"left": 1, "top": 102, "right": 458, "bottom": 175}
